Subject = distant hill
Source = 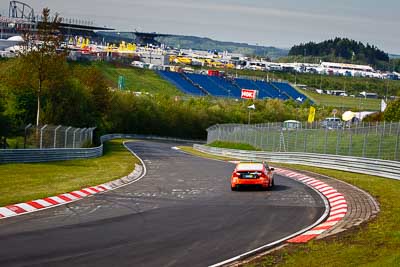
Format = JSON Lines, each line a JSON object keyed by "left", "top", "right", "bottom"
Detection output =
{"left": 390, "top": 54, "right": 400, "bottom": 59}
{"left": 289, "top": 38, "right": 389, "bottom": 66}
{"left": 96, "top": 32, "right": 288, "bottom": 59}
{"left": 156, "top": 35, "right": 288, "bottom": 59}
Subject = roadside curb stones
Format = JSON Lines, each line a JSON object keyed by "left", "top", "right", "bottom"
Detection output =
{"left": 286, "top": 168, "right": 380, "bottom": 239}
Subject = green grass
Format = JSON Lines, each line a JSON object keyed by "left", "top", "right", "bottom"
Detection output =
{"left": 246, "top": 164, "right": 400, "bottom": 267}
{"left": 179, "top": 145, "right": 400, "bottom": 266}
{"left": 208, "top": 141, "right": 260, "bottom": 151}
{"left": 0, "top": 139, "right": 139, "bottom": 207}
{"left": 178, "top": 146, "right": 237, "bottom": 161}
{"left": 299, "top": 90, "right": 381, "bottom": 110}
{"left": 94, "top": 62, "right": 182, "bottom": 95}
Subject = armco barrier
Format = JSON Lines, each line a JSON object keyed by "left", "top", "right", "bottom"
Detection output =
{"left": 0, "top": 134, "right": 205, "bottom": 164}
{"left": 193, "top": 144, "right": 400, "bottom": 181}
{"left": 0, "top": 147, "right": 103, "bottom": 164}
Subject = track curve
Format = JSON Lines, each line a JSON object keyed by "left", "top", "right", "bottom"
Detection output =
{"left": 0, "top": 140, "right": 325, "bottom": 267}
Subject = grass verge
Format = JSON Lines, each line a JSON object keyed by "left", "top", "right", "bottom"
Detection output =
{"left": 178, "top": 146, "right": 237, "bottom": 162}
{"left": 299, "top": 90, "right": 380, "bottom": 110}
{"left": 0, "top": 139, "right": 139, "bottom": 207}
{"left": 179, "top": 146, "right": 400, "bottom": 266}
{"left": 94, "top": 62, "right": 182, "bottom": 95}
{"left": 208, "top": 141, "right": 260, "bottom": 151}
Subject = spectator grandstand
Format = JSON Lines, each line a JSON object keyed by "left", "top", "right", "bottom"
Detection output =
{"left": 272, "top": 82, "right": 306, "bottom": 101}
{"left": 158, "top": 70, "right": 309, "bottom": 102}
{"left": 158, "top": 71, "right": 206, "bottom": 96}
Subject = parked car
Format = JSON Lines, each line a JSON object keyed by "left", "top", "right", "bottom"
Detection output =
{"left": 230, "top": 162, "right": 274, "bottom": 191}
{"left": 320, "top": 117, "right": 343, "bottom": 129}
{"left": 282, "top": 120, "right": 301, "bottom": 131}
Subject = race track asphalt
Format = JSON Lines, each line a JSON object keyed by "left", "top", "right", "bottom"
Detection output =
{"left": 0, "top": 140, "right": 325, "bottom": 267}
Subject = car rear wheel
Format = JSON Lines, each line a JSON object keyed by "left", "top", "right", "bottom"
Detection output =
{"left": 231, "top": 185, "right": 237, "bottom": 191}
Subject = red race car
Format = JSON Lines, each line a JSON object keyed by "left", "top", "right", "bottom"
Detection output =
{"left": 231, "top": 162, "right": 274, "bottom": 191}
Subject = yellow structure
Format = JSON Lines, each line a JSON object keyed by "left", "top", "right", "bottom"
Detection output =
{"left": 308, "top": 106, "right": 316, "bottom": 123}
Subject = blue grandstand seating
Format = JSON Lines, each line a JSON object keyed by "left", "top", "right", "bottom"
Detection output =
{"left": 158, "top": 71, "right": 205, "bottom": 96}
{"left": 271, "top": 82, "right": 307, "bottom": 102}
{"left": 157, "top": 71, "right": 309, "bottom": 102}
{"left": 235, "top": 78, "right": 269, "bottom": 99}
{"left": 254, "top": 81, "right": 289, "bottom": 100}
{"left": 207, "top": 76, "right": 242, "bottom": 98}
{"left": 185, "top": 73, "right": 231, "bottom": 97}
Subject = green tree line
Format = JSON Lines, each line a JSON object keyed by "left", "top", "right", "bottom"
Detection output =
{"left": 0, "top": 56, "right": 323, "bottom": 141}
{"left": 2, "top": 57, "right": 400, "bottom": 145}
{"left": 289, "top": 38, "right": 389, "bottom": 67}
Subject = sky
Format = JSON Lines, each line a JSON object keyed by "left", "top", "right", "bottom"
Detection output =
{"left": 5, "top": 0, "right": 400, "bottom": 54}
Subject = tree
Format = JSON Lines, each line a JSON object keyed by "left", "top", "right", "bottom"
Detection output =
{"left": 20, "top": 8, "right": 65, "bottom": 126}
{"left": 384, "top": 99, "right": 400, "bottom": 122}
{"left": 0, "top": 87, "right": 11, "bottom": 148}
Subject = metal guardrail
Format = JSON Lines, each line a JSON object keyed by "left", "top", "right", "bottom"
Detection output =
{"left": 0, "top": 147, "right": 103, "bottom": 164}
{"left": 193, "top": 144, "right": 400, "bottom": 181}
{"left": 0, "top": 134, "right": 205, "bottom": 164}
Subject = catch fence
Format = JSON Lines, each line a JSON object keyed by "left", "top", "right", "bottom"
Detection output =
{"left": 24, "top": 124, "right": 96, "bottom": 149}
{"left": 207, "top": 121, "right": 400, "bottom": 161}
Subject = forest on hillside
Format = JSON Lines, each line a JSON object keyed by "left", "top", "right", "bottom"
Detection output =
{"left": 289, "top": 38, "right": 389, "bottom": 66}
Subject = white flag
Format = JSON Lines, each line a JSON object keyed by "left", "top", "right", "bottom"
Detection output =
{"left": 381, "top": 99, "right": 387, "bottom": 112}
{"left": 248, "top": 104, "right": 256, "bottom": 110}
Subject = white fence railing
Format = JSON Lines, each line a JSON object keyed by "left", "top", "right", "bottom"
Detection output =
{"left": 194, "top": 144, "right": 400, "bottom": 181}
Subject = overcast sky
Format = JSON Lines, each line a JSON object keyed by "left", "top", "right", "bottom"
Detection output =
{"left": 10, "top": 0, "right": 400, "bottom": 54}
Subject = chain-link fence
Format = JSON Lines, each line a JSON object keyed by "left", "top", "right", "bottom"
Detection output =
{"left": 24, "top": 124, "right": 96, "bottom": 149}
{"left": 207, "top": 121, "right": 400, "bottom": 161}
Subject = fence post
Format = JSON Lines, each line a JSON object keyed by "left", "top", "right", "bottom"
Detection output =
{"left": 90, "top": 127, "right": 96, "bottom": 144}
{"left": 312, "top": 130, "right": 317, "bottom": 153}
{"left": 80, "top": 128, "right": 86, "bottom": 147}
{"left": 54, "top": 125, "right": 62, "bottom": 148}
{"left": 73, "top": 128, "right": 80, "bottom": 148}
{"left": 336, "top": 129, "right": 341, "bottom": 155}
{"left": 24, "top": 123, "right": 32, "bottom": 149}
{"left": 383, "top": 121, "right": 386, "bottom": 137}
{"left": 362, "top": 128, "right": 368, "bottom": 158}
{"left": 303, "top": 130, "right": 308, "bottom": 152}
{"left": 395, "top": 123, "right": 400, "bottom": 161}
{"left": 348, "top": 129, "right": 353, "bottom": 156}
{"left": 272, "top": 130, "right": 276, "bottom": 152}
{"left": 266, "top": 124, "right": 270, "bottom": 150}
{"left": 324, "top": 128, "right": 328, "bottom": 154}
{"left": 254, "top": 126, "right": 258, "bottom": 148}
{"left": 40, "top": 124, "right": 48, "bottom": 149}
{"left": 65, "top": 127, "right": 72, "bottom": 148}
{"left": 378, "top": 124, "right": 384, "bottom": 159}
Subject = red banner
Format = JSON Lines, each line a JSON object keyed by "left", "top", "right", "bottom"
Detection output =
{"left": 241, "top": 89, "right": 257, "bottom": 99}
